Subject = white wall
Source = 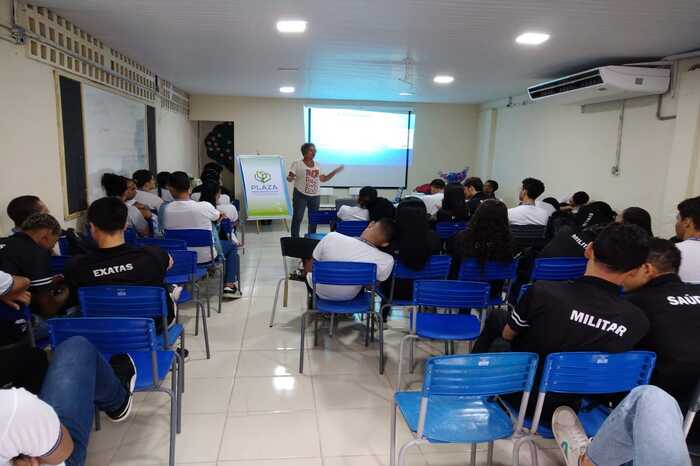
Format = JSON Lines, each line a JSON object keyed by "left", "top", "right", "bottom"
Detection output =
{"left": 478, "top": 60, "right": 700, "bottom": 237}
{"left": 190, "top": 95, "right": 479, "bottom": 200}
{"left": 0, "top": 4, "right": 196, "bottom": 232}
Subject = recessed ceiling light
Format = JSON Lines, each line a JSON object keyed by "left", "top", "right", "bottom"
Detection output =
{"left": 279, "top": 86, "right": 295, "bottom": 94}
{"left": 276, "top": 20, "right": 307, "bottom": 34}
{"left": 515, "top": 32, "right": 550, "bottom": 45}
{"left": 433, "top": 75, "right": 454, "bottom": 84}
{"left": 399, "top": 92, "right": 413, "bottom": 96}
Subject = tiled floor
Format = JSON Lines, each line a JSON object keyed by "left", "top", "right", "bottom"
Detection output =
{"left": 86, "top": 224, "right": 565, "bottom": 466}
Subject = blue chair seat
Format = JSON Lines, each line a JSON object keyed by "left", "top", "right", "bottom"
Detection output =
{"left": 315, "top": 291, "right": 372, "bottom": 314}
{"left": 165, "top": 268, "right": 207, "bottom": 285}
{"left": 305, "top": 233, "right": 327, "bottom": 241}
{"left": 508, "top": 400, "right": 612, "bottom": 439}
{"left": 395, "top": 392, "right": 514, "bottom": 443}
{"left": 175, "top": 288, "right": 193, "bottom": 305}
{"left": 158, "top": 323, "right": 184, "bottom": 349}
{"left": 414, "top": 313, "right": 481, "bottom": 340}
{"left": 128, "top": 351, "right": 177, "bottom": 390}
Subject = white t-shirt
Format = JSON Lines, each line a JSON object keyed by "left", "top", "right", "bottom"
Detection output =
{"left": 189, "top": 193, "right": 239, "bottom": 222}
{"left": 421, "top": 193, "right": 444, "bottom": 216}
{"left": 162, "top": 200, "right": 220, "bottom": 263}
{"left": 337, "top": 205, "right": 369, "bottom": 221}
{"left": 508, "top": 204, "right": 550, "bottom": 226}
{"left": 289, "top": 159, "right": 322, "bottom": 196}
{"left": 0, "top": 388, "right": 63, "bottom": 466}
{"left": 535, "top": 200, "right": 557, "bottom": 217}
{"left": 126, "top": 204, "right": 149, "bottom": 234}
{"left": 135, "top": 189, "right": 164, "bottom": 210}
{"left": 160, "top": 190, "right": 174, "bottom": 203}
{"left": 190, "top": 192, "right": 232, "bottom": 206}
{"left": 312, "top": 232, "right": 394, "bottom": 301}
{"left": 0, "top": 271, "right": 13, "bottom": 295}
{"left": 677, "top": 239, "right": 700, "bottom": 284}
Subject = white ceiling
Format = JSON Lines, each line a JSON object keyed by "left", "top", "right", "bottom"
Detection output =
{"left": 37, "top": 0, "right": 700, "bottom": 103}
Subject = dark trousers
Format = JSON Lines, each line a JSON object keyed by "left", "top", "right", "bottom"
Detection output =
{"left": 291, "top": 189, "right": 321, "bottom": 238}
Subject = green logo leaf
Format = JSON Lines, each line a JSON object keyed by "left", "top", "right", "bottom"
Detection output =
{"left": 254, "top": 170, "right": 272, "bottom": 183}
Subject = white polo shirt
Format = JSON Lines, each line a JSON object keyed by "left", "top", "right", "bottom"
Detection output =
{"left": 421, "top": 193, "right": 444, "bottom": 216}
{"left": 677, "top": 239, "right": 700, "bottom": 284}
{"left": 508, "top": 204, "right": 550, "bottom": 226}
{"left": 312, "top": 232, "right": 394, "bottom": 301}
{"left": 162, "top": 199, "right": 220, "bottom": 263}
{"left": 0, "top": 388, "right": 63, "bottom": 466}
{"left": 337, "top": 205, "right": 369, "bottom": 221}
{"left": 135, "top": 189, "right": 164, "bottom": 210}
{"left": 289, "top": 159, "right": 322, "bottom": 196}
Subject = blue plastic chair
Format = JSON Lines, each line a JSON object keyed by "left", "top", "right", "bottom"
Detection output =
{"left": 300, "top": 260, "right": 383, "bottom": 373}
{"left": 514, "top": 351, "right": 656, "bottom": 465}
{"left": 47, "top": 317, "right": 179, "bottom": 466}
{"left": 391, "top": 352, "right": 539, "bottom": 466}
{"left": 398, "top": 280, "right": 491, "bottom": 378}
{"left": 166, "top": 250, "right": 211, "bottom": 359}
{"left": 50, "top": 255, "right": 71, "bottom": 275}
{"left": 57, "top": 236, "right": 71, "bottom": 256}
{"left": 135, "top": 237, "right": 187, "bottom": 253}
{"left": 435, "top": 221, "right": 467, "bottom": 240}
{"left": 336, "top": 220, "right": 369, "bottom": 237}
{"left": 124, "top": 227, "right": 138, "bottom": 244}
{"left": 309, "top": 209, "right": 338, "bottom": 227}
{"left": 530, "top": 257, "right": 587, "bottom": 281}
{"left": 165, "top": 228, "right": 224, "bottom": 315}
{"left": 458, "top": 258, "right": 518, "bottom": 306}
{"left": 378, "top": 255, "right": 452, "bottom": 318}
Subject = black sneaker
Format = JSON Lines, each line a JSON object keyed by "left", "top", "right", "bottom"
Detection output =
{"left": 223, "top": 285, "right": 242, "bottom": 299}
{"left": 106, "top": 354, "right": 137, "bottom": 422}
{"left": 176, "top": 347, "right": 190, "bottom": 361}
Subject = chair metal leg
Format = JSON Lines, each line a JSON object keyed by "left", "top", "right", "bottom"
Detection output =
{"left": 409, "top": 338, "right": 415, "bottom": 374}
{"left": 313, "top": 315, "right": 319, "bottom": 347}
{"left": 364, "top": 313, "right": 370, "bottom": 347}
{"left": 168, "top": 384, "right": 177, "bottom": 466}
{"left": 397, "top": 439, "right": 419, "bottom": 466}
{"left": 470, "top": 443, "right": 477, "bottom": 466}
{"left": 194, "top": 291, "right": 200, "bottom": 336}
{"left": 217, "top": 264, "right": 223, "bottom": 314}
{"left": 444, "top": 341, "right": 449, "bottom": 354}
{"left": 283, "top": 275, "right": 289, "bottom": 307}
{"left": 378, "top": 314, "right": 385, "bottom": 374}
{"left": 329, "top": 313, "right": 334, "bottom": 337}
{"left": 397, "top": 334, "right": 416, "bottom": 390}
{"left": 487, "top": 441, "right": 494, "bottom": 466}
{"left": 94, "top": 407, "right": 101, "bottom": 431}
{"left": 299, "top": 312, "right": 307, "bottom": 373}
{"left": 200, "top": 302, "right": 211, "bottom": 359}
{"left": 270, "top": 277, "right": 284, "bottom": 327}
{"left": 390, "top": 402, "right": 397, "bottom": 466}
{"left": 179, "top": 333, "right": 186, "bottom": 394}
{"left": 172, "top": 356, "right": 182, "bottom": 433}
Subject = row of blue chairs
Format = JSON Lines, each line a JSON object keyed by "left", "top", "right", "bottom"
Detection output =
{"left": 307, "top": 217, "right": 469, "bottom": 241}
{"left": 391, "top": 350, "right": 657, "bottom": 466}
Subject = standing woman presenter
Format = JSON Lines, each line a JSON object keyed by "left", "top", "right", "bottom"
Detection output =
{"left": 287, "top": 143, "right": 344, "bottom": 237}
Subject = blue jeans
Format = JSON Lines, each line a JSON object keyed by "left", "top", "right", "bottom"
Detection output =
{"left": 220, "top": 239, "right": 239, "bottom": 284}
{"left": 39, "top": 336, "right": 126, "bottom": 466}
{"left": 587, "top": 385, "right": 691, "bottom": 466}
{"left": 291, "top": 189, "right": 321, "bottom": 238}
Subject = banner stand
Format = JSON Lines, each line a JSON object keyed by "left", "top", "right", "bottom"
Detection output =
{"left": 237, "top": 155, "right": 292, "bottom": 234}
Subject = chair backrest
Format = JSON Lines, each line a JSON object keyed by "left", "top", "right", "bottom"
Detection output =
{"left": 50, "top": 255, "right": 71, "bottom": 275}
{"left": 510, "top": 224, "right": 547, "bottom": 240}
{"left": 220, "top": 217, "right": 233, "bottom": 236}
{"left": 136, "top": 237, "right": 187, "bottom": 253}
{"left": 57, "top": 236, "right": 71, "bottom": 256}
{"left": 47, "top": 317, "right": 162, "bottom": 386}
{"left": 394, "top": 255, "right": 452, "bottom": 280}
{"left": 124, "top": 228, "right": 138, "bottom": 244}
{"left": 336, "top": 221, "right": 369, "bottom": 237}
{"left": 458, "top": 258, "right": 518, "bottom": 282}
{"left": 435, "top": 221, "right": 467, "bottom": 240}
{"left": 517, "top": 284, "right": 531, "bottom": 303}
{"left": 164, "top": 228, "right": 213, "bottom": 248}
{"left": 309, "top": 209, "right": 338, "bottom": 226}
{"left": 280, "top": 236, "right": 319, "bottom": 259}
{"left": 414, "top": 353, "right": 539, "bottom": 436}
{"left": 78, "top": 286, "right": 169, "bottom": 339}
{"left": 413, "top": 280, "right": 490, "bottom": 309}
{"left": 530, "top": 351, "right": 656, "bottom": 433}
{"left": 531, "top": 257, "right": 587, "bottom": 281}
{"left": 166, "top": 250, "right": 198, "bottom": 278}
{"left": 312, "top": 260, "right": 377, "bottom": 287}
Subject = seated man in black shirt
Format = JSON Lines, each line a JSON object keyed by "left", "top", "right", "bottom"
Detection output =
{"left": 5, "top": 195, "right": 49, "bottom": 235}
{"left": 463, "top": 176, "right": 488, "bottom": 218}
{"left": 0, "top": 213, "right": 68, "bottom": 318}
{"left": 538, "top": 223, "right": 609, "bottom": 259}
{"left": 64, "top": 197, "right": 175, "bottom": 326}
{"left": 474, "top": 223, "right": 651, "bottom": 422}
{"left": 624, "top": 238, "right": 700, "bottom": 409}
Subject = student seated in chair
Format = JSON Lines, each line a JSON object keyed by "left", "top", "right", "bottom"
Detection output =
{"left": 131, "top": 169, "right": 164, "bottom": 210}
{"left": 508, "top": 177, "right": 549, "bottom": 226}
{"left": 673, "top": 196, "right": 700, "bottom": 283}
{"left": 64, "top": 197, "right": 176, "bottom": 328}
{"left": 162, "top": 171, "right": 241, "bottom": 299}
{"left": 4, "top": 195, "right": 49, "bottom": 236}
{"left": 337, "top": 186, "right": 375, "bottom": 221}
{"left": 100, "top": 173, "right": 150, "bottom": 237}
{"left": 473, "top": 223, "right": 651, "bottom": 423}
{"left": 463, "top": 176, "right": 488, "bottom": 219}
{"left": 420, "top": 179, "right": 445, "bottom": 216}
{"left": 0, "top": 336, "right": 136, "bottom": 466}
{"left": 311, "top": 219, "right": 395, "bottom": 301}
{"left": 0, "top": 213, "right": 69, "bottom": 320}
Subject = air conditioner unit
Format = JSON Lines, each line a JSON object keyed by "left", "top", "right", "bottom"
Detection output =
{"left": 527, "top": 66, "right": 670, "bottom": 105}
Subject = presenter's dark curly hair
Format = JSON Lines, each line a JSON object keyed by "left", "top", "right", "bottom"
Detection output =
{"left": 456, "top": 199, "right": 513, "bottom": 266}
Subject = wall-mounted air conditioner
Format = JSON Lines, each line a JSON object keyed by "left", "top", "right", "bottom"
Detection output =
{"left": 527, "top": 66, "right": 670, "bottom": 105}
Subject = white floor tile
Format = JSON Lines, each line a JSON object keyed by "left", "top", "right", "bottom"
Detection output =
{"left": 236, "top": 349, "right": 307, "bottom": 377}
{"left": 324, "top": 455, "right": 427, "bottom": 466}
{"left": 313, "top": 374, "right": 392, "bottom": 410}
{"left": 181, "top": 377, "right": 235, "bottom": 414}
{"left": 218, "top": 460, "right": 322, "bottom": 466}
{"left": 186, "top": 350, "right": 240, "bottom": 379}
{"left": 307, "top": 349, "right": 381, "bottom": 376}
{"left": 228, "top": 375, "right": 315, "bottom": 414}
{"left": 218, "top": 411, "right": 320, "bottom": 460}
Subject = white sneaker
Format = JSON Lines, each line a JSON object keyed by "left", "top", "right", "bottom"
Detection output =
{"left": 552, "top": 406, "right": 589, "bottom": 466}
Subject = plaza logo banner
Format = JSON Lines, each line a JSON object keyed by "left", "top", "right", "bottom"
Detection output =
{"left": 238, "top": 155, "right": 292, "bottom": 220}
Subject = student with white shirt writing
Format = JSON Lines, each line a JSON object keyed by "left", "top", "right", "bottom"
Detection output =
{"left": 420, "top": 179, "right": 445, "bottom": 216}
{"left": 337, "top": 186, "right": 376, "bottom": 221}
{"left": 287, "top": 143, "right": 344, "bottom": 238}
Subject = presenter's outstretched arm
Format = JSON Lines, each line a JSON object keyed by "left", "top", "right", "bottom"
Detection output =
{"left": 320, "top": 165, "right": 344, "bottom": 182}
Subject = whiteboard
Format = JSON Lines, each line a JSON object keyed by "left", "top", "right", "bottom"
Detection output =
{"left": 82, "top": 84, "right": 147, "bottom": 202}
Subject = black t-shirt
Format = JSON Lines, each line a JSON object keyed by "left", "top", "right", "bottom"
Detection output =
{"left": 538, "top": 228, "right": 595, "bottom": 259}
{"left": 507, "top": 276, "right": 649, "bottom": 421}
{"left": 64, "top": 244, "right": 174, "bottom": 325}
{"left": 627, "top": 274, "right": 700, "bottom": 403}
{"left": 466, "top": 191, "right": 488, "bottom": 218}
